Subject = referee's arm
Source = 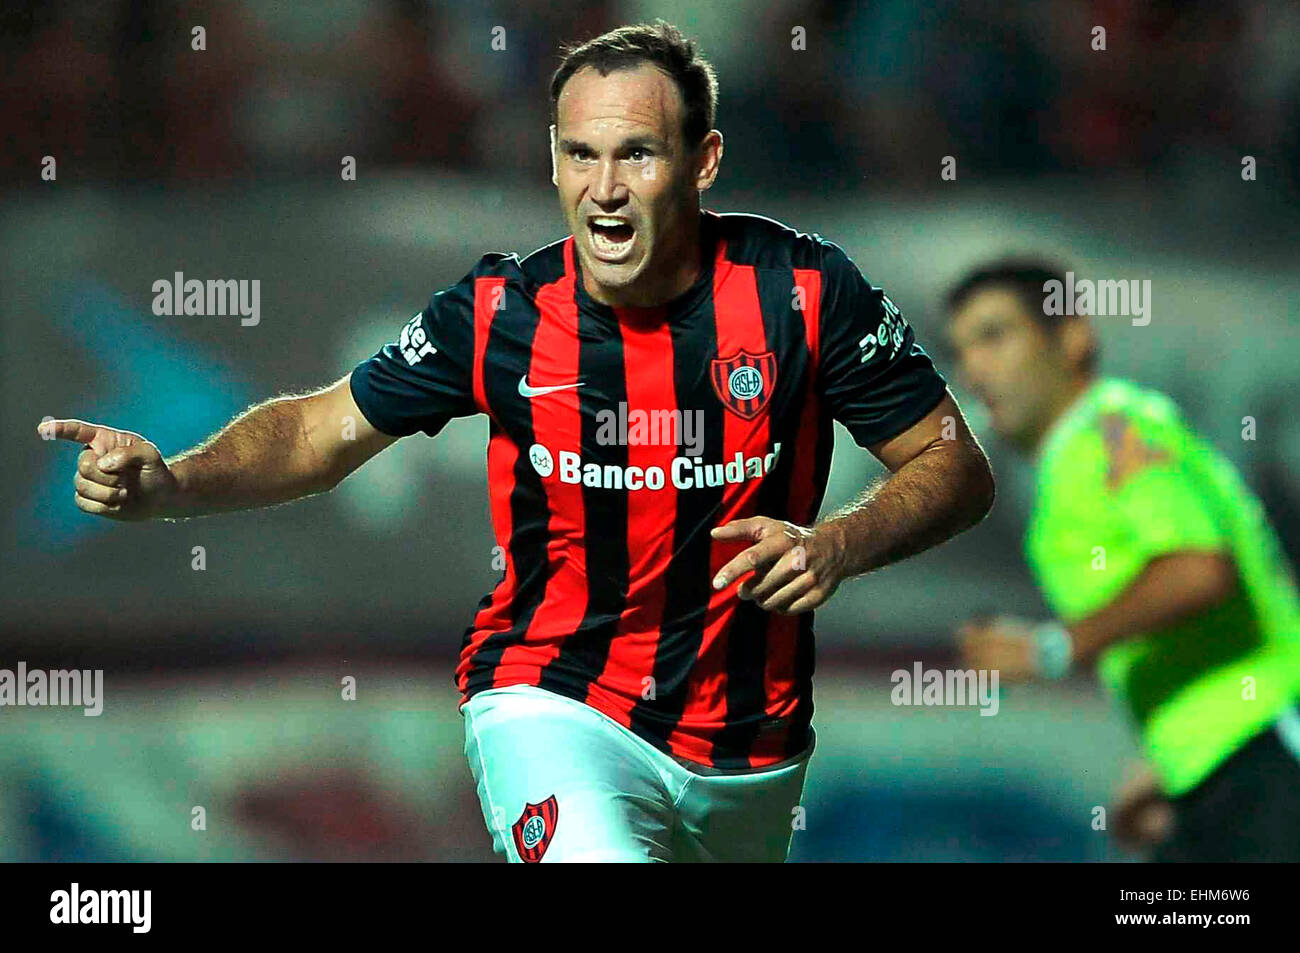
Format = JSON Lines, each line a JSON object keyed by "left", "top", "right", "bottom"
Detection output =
{"left": 1060, "top": 552, "right": 1237, "bottom": 665}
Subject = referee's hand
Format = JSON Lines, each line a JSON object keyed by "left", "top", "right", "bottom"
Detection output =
{"left": 710, "top": 516, "right": 845, "bottom": 615}
{"left": 955, "top": 615, "right": 1037, "bottom": 680}
{"left": 1111, "top": 761, "right": 1173, "bottom": 854}
{"left": 38, "top": 418, "right": 176, "bottom": 521}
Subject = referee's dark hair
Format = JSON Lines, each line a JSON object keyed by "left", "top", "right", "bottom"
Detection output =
{"left": 946, "top": 257, "right": 1099, "bottom": 373}
{"left": 549, "top": 20, "right": 718, "bottom": 147}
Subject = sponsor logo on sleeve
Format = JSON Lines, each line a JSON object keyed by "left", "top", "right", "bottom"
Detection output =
{"left": 399, "top": 312, "right": 438, "bottom": 365}
{"left": 857, "top": 294, "right": 906, "bottom": 364}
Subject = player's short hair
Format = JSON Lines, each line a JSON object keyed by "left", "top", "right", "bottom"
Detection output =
{"left": 945, "top": 257, "right": 1099, "bottom": 373}
{"left": 549, "top": 20, "right": 718, "bottom": 147}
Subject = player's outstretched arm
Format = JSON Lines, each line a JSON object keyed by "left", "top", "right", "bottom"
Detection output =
{"left": 38, "top": 373, "right": 396, "bottom": 522}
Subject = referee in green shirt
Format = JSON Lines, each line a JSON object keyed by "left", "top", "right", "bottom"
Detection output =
{"left": 945, "top": 259, "right": 1300, "bottom": 861}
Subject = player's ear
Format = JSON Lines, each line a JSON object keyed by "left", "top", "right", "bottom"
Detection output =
{"left": 694, "top": 129, "right": 723, "bottom": 192}
{"left": 549, "top": 125, "right": 559, "bottom": 187}
{"left": 1060, "top": 317, "right": 1096, "bottom": 375}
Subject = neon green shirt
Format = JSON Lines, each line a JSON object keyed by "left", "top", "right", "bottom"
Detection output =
{"left": 1026, "top": 378, "right": 1300, "bottom": 795}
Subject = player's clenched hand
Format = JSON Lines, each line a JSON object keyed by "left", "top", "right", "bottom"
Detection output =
{"left": 38, "top": 418, "right": 177, "bottom": 522}
{"left": 955, "top": 615, "right": 1037, "bottom": 680}
{"left": 710, "top": 516, "right": 846, "bottom": 614}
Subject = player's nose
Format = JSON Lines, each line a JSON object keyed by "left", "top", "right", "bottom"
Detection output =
{"left": 957, "top": 352, "right": 992, "bottom": 395}
{"left": 590, "top": 158, "right": 627, "bottom": 204}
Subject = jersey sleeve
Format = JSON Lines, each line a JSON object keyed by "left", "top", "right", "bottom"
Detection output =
{"left": 816, "top": 241, "right": 948, "bottom": 448}
{"left": 348, "top": 271, "right": 479, "bottom": 438}
{"left": 1096, "top": 414, "right": 1230, "bottom": 571}
{"left": 1031, "top": 413, "right": 1230, "bottom": 621}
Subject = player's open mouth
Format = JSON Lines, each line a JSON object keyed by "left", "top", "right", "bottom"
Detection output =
{"left": 588, "top": 217, "right": 636, "bottom": 263}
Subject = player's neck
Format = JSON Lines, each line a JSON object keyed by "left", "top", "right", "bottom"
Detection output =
{"left": 1028, "top": 374, "right": 1097, "bottom": 455}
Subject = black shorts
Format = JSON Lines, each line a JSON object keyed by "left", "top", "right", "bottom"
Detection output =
{"left": 1154, "top": 706, "right": 1300, "bottom": 862}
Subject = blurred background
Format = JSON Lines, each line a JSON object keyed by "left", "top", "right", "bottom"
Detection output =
{"left": 3, "top": 0, "right": 1299, "bottom": 861}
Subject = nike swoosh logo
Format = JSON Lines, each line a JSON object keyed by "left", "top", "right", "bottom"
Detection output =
{"left": 518, "top": 375, "right": 585, "bottom": 399}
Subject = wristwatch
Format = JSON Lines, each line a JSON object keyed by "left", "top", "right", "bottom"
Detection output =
{"left": 1031, "top": 621, "right": 1073, "bottom": 679}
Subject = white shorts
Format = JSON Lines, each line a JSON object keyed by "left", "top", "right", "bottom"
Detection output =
{"left": 462, "top": 684, "right": 814, "bottom": 862}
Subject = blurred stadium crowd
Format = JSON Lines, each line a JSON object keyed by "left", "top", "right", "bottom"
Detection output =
{"left": 4, "top": 0, "right": 1300, "bottom": 192}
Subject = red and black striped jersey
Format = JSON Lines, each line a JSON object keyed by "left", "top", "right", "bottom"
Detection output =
{"left": 350, "top": 209, "right": 947, "bottom": 769}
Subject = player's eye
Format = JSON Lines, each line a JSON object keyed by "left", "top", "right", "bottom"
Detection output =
{"left": 628, "top": 148, "right": 649, "bottom": 162}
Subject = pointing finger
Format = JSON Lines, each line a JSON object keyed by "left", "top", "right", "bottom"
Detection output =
{"left": 41, "top": 419, "right": 103, "bottom": 445}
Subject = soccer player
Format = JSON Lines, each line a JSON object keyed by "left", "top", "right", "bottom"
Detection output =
{"left": 40, "top": 22, "right": 993, "bottom": 862}
{"left": 947, "top": 259, "right": 1300, "bottom": 861}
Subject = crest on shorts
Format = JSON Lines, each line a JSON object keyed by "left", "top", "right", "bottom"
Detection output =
{"left": 511, "top": 795, "right": 558, "bottom": 863}
{"left": 710, "top": 349, "right": 776, "bottom": 420}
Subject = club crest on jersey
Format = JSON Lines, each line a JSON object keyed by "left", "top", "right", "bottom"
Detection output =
{"left": 511, "top": 795, "right": 558, "bottom": 863}
{"left": 710, "top": 349, "right": 776, "bottom": 420}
